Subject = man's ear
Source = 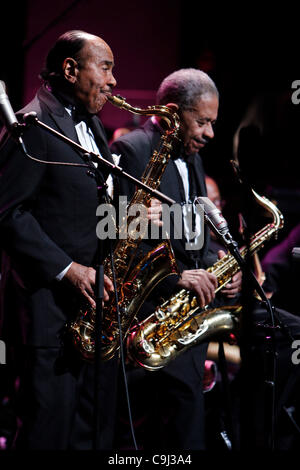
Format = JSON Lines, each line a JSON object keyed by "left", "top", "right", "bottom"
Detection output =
{"left": 62, "top": 57, "right": 78, "bottom": 83}
{"left": 157, "top": 102, "right": 179, "bottom": 129}
{"left": 166, "top": 102, "right": 179, "bottom": 112}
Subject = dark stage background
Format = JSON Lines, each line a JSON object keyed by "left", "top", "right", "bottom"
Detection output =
{"left": 1, "top": 0, "right": 300, "bottom": 244}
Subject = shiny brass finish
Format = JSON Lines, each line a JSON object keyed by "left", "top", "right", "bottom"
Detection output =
{"left": 69, "top": 95, "right": 180, "bottom": 361}
{"left": 126, "top": 189, "right": 284, "bottom": 370}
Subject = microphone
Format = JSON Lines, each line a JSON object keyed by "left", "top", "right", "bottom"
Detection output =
{"left": 195, "top": 195, "right": 242, "bottom": 265}
{"left": 196, "top": 196, "right": 229, "bottom": 236}
{"left": 0, "top": 80, "right": 25, "bottom": 148}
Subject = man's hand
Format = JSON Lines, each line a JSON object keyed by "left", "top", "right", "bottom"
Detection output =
{"left": 147, "top": 198, "right": 163, "bottom": 227}
{"left": 64, "top": 262, "right": 114, "bottom": 308}
{"left": 218, "top": 250, "right": 242, "bottom": 298}
{"left": 177, "top": 269, "right": 218, "bottom": 308}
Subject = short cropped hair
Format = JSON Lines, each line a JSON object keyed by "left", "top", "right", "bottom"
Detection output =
{"left": 156, "top": 68, "right": 219, "bottom": 109}
{"left": 40, "top": 30, "right": 91, "bottom": 84}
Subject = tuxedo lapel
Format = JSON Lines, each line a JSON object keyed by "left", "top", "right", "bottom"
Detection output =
{"left": 193, "top": 155, "right": 207, "bottom": 197}
{"left": 49, "top": 112, "right": 80, "bottom": 145}
{"left": 163, "top": 159, "right": 186, "bottom": 203}
{"left": 192, "top": 154, "right": 210, "bottom": 261}
{"left": 36, "top": 85, "right": 80, "bottom": 144}
{"left": 89, "top": 116, "right": 114, "bottom": 164}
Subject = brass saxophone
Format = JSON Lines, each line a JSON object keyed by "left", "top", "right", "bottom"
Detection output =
{"left": 69, "top": 95, "right": 180, "bottom": 361}
{"left": 126, "top": 189, "right": 284, "bottom": 370}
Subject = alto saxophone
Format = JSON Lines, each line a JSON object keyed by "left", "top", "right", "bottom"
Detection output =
{"left": 127, "top": 189, "right": 284, "bottom": 370}
{"left": 69, "top": 95, "right": 180, "bottom": 361}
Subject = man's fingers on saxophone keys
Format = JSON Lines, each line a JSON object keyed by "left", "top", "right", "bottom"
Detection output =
{"left": 65, "top": 263, "right": 95, "bottom": 293}
{"left": 177, "top": 269, "right": 217, "bottom": 308}
{"left": 64, "top": 263, "right": 113, "bottom": 307}
{"left": 81, "top": 273, "right": 113, "bottom": 305}
{"left": 147, "top": 198, "right": 163, "bottom": 226}
{"left": 193, "top": 270, "right": 217, "bottom": 307}
{"left": 103, "top": 274, "right": 114, "bottom": 302}
{"left": 84, "top": 272, "right": 113, "bottom": 304}
{"left": 104, "top": 274, "right": 114, "bottom": 293}
{"left": 82, "top": 289, "right": 96, "bottom": 309}
{"left": 79, "top": 267, "right": 96, "bottom": 307}
{"left": 221, "top": 271, "right": 242, "bottom": 297}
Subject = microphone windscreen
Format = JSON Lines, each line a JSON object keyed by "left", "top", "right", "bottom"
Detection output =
{"left": 196, "top": 196, "right": 216, "bottom": 213}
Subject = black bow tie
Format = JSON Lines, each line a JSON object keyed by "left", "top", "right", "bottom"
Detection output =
{"left": 72, "top": 106, "right": 94, "bottom": 125}
{"left": 172, "top": 149, "right": 197, "bottom": 165}
{"left": 185, "top": 154, "right": 197, "bottom": 165}
{"left": 171, "top": 140, "right": 184, "bottom": 160}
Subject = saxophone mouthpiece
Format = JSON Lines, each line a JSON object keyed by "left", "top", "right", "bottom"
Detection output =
{"left": 107, "top": 94, "right": 127, "bottom": 108}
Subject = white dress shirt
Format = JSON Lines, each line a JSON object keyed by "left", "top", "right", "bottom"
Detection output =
{"left": 174, "top": 157, "right": 202, "bottom": 245}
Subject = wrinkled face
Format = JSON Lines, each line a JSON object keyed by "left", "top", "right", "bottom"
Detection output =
{"left": 72, "top": 38, "right": 117, "bottom": 114}
{"left": 180, "top": 93, "right": 219, "bottom": 155}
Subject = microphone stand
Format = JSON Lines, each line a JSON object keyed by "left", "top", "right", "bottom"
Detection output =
{"left": 86, "top": 160, "right": 109, "bottom": 451}
{"left": 231, "top": 160, "right": 297, "bottom": 450}
{"left": 18, "top": 113, "right": 176, "bottom": 450}
{"left": 202, "top": 212, "right": 295, "bottom": 450}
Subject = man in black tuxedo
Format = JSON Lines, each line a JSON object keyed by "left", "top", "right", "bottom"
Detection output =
{"left": 111, "top": 69, "right": 241, "bottom": 450}
{"left": 0, "top": 30, "right": 121, "bottom": 450}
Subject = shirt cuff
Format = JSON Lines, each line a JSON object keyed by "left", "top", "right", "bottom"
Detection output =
{"left": 56, "top": 262, "right": 73, "bottom": 281}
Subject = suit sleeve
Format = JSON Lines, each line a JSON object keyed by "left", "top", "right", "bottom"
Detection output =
{"left": 0, "top": 126, "right": 72, "bottom": 286}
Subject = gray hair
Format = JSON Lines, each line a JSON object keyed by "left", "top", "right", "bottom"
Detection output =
{"left": 156, "top": 68, "right": 219, "bottom": 109}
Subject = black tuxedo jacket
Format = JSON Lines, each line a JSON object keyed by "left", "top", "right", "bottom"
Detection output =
{"left": 0, "top": 85, "right": 114, "bottom": 346}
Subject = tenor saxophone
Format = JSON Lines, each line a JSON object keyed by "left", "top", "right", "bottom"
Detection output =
{"left": 126, "top": 189, "right": 284, "bottom": 370}
{"left": 69, "top": 95, "right": 180, "bottom": 361}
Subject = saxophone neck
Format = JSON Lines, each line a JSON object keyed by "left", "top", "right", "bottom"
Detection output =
{"left": 251, "top": 188, "right": 284, "bottom": 232}
{"left": 230, "top": 160, "right": 284, "bottom": 233}
{"left": 107, "top": 94, "right": 180, "bottom": 136}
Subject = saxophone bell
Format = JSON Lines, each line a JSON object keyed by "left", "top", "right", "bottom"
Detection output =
{"left": 127, "top": 305, "right": 241, "bottom": 371}
{"left": 126, "top": 188, "right": 284, "bottom": 370}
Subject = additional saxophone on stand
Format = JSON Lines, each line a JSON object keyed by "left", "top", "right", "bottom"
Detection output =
{"left": 126, "top": 189, "right": 284, "bottom": 370}
{"left": 69, "top": 95, "right": 180, "bottom": 361}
